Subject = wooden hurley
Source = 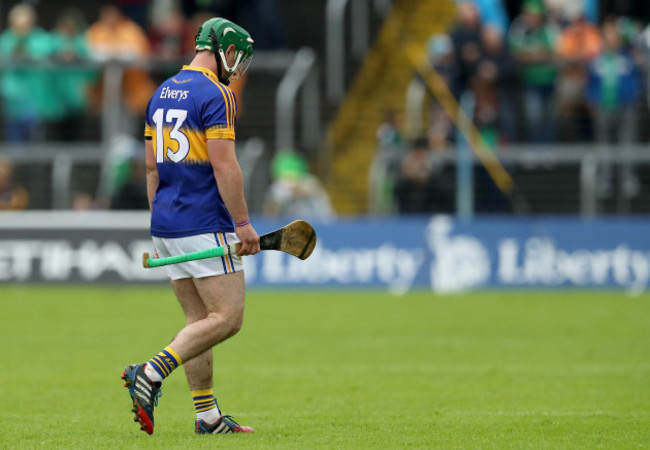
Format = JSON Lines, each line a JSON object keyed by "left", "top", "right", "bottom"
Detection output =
{"left": 142, "top": 220, "right": 317, "bottom": 268}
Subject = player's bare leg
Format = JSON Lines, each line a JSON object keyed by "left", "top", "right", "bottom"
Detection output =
{"left": 188, "top": 272, "right": 253, "bottom": 433}
{"left": 167, "top": 273, "right": 253, "bottom": 434}
{"left": 171, "top": 273, "right": 253, "bottom": 434}
{"left": 168, "top": 271, "right": 245, "bottom": 361}
{"left": 171, "top": 278, "right": 222, "bottom": 424}
{"left": 170, "top": 278, "right": 213, "bottom": 390}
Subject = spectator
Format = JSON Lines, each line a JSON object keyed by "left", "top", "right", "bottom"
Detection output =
{"left": 0, "top": 156, "right": 28, "bottom": 210}
{"left": 149, "top": 6, "right": 195, "bottom": 61}
{"left": 428, "top": 33, "right": 458, "bottom": 84}
{"left": 49, "top": 8, "right": 96, "bottom": 141}
{"left": 394, "top": 137, "right": 452, "bottom": 214}
{"left": 0, "top": 3, "right": 52, "bottom": 143}
{"left": 86, "top": 4, "right": 151, "bottom": 63}
{"left": 474, "top": 26, "right": 518, "bottom": 144}
{"left": 587, "top": 19, "right": 640, "bottom": 142}
{"left": 616, "top": 16, "right": 642, "bottom": 51}
{"left": 71, "top": 191, "right": 96, "bottom": 211}
{"left": 470, "top": 70, "right": 500, "bottom": 149}
{"left": 426, "top": 33, "right": 457, "bottom": 151}
{"left": 52, "top": 9, "right": 90, "bottom": 64}
{"left": 86, "top": 4, "right": 155, "bottom": 116}
{"left": 449, "top": 1, "right": 484, "bottom": 97}
{"left": 508, "top": 0, "right": 559, "bottom": 143}
{"left": 555, "top": 6, "right": 602, "bottom": 142}
{"left": 111, "top": 155, "right": 148, "bottom": 209}
{"left": 587, "top": 18, "right": 641, "bottom": 197}
{"left": 263, "top": 150, "right": 335, "bottom": 220}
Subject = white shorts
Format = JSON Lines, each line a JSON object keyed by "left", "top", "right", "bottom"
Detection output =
{"left": 152, "top": 232, "right": 243, "bottom": 280}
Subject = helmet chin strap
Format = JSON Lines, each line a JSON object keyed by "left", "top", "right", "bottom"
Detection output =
{"left": 208, "top": 28, "right": 230, "bottom": 85}
{"left": 213, "top": 51, "right": 229, "bottom": 85}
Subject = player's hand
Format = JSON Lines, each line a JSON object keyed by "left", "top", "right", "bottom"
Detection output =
{"left": 235, "top": 223, "right": 260, "bottom": 256}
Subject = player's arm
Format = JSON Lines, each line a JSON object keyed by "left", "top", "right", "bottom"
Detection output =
{"left": 144, "top": 139, "right": 158, "bottom": 211}
{"left": 208, "top": 138, "right": 260, "bottom": 256}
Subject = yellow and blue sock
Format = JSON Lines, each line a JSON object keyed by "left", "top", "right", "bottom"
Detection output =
{"left": 193, "top": 388, "right": 221, "bottom": 423}
{"left": 144, "top": 346, "right": 181, "bottom": 382}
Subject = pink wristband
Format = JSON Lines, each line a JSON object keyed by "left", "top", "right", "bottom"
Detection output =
{"left": 235, "top": 218, "right": 250, "bottom": 227}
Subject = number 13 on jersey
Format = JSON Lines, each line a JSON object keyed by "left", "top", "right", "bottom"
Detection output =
{"left": 152, "top": 108, "right": 190, "bottom": 163}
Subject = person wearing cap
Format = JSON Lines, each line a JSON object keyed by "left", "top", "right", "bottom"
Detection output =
{"left": 263, "top": 150, "right": 335, "bottom": 220}
{"left": 120, "top": 17, "right": 258, "bottom": 436}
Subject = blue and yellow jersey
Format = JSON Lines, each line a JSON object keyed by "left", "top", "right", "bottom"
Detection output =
{"left": 144, "top": 65, "right": 238, "bottom": 238}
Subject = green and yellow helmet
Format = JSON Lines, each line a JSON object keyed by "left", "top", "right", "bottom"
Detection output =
{"left": 195, "top": 17, "right": 254, "bottom": 85}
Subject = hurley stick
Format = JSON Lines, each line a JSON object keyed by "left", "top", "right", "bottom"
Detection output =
{"left": 143, "top": 220, "right": 316, "bottom": 268}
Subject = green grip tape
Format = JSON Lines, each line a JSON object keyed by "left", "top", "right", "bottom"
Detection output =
{"left": 146, "top": 245, "right": 230, "bottom": 268}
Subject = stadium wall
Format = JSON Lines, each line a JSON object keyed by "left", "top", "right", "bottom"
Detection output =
{"left": 1, "top": 212, "right": 649, "bottom": 294}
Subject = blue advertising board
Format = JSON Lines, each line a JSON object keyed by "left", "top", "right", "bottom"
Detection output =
{"left": 242, "top": 216, "right": 650, "bottom": 293}
{"left": 1, "top": 212, "right": 649, "bottom": 292}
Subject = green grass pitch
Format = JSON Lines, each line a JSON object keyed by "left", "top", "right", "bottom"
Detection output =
{"left": 1, "top": 286, "right": 649, "bottom": 448}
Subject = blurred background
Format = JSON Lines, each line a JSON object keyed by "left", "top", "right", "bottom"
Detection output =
{"left": 1, "top": 0, "right": 650, "bottom": 291}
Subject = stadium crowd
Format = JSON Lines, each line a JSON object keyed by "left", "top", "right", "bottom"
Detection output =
{"left": 377, "top": 0, "right": 650, "bottom": 214}
{"left": 2, "top": 0, "right": 649, "bottom": 215}
{"left": 0, "top": 1, "right": 287, "bottom": 145}
{"left": 0, "top": 0, "right": 288, "bottom": 211}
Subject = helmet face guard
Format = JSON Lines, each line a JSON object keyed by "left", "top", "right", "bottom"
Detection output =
{"left": 195, "top": 18, "right": 254, "bottom": 85}
{"left": 221, "top": 50, "right": 252, "bottom": 84}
